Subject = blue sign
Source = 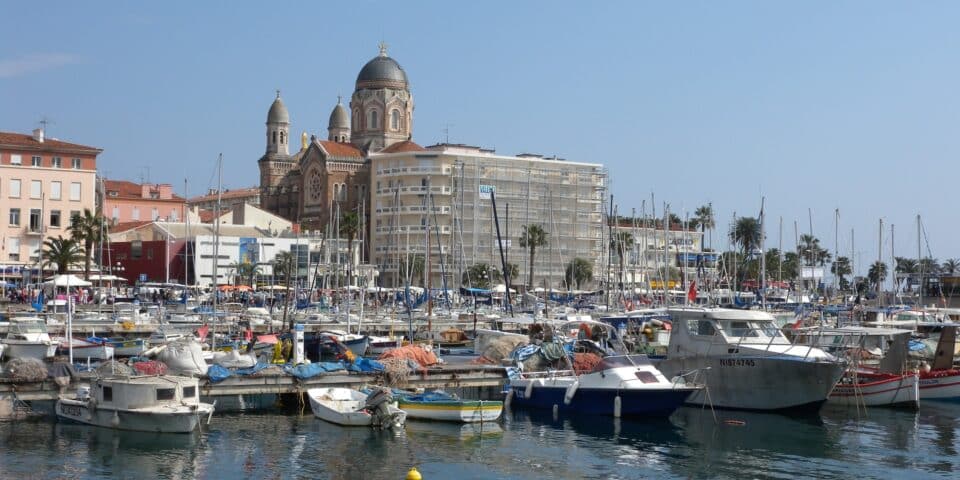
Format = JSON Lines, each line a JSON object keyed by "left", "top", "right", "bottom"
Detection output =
{"left": 138, "top": 273, "right": 147, "bottom": 282}
{"left": 294, "top": 324, "right": 304, "bottom": 331}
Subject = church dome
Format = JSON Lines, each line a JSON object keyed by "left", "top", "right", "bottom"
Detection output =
{"left": 356, "top": 44, "right": 408, "bottom": 88}
{"left": 328, "top": 99, "right": 349, "bottom": 129}
{"left": 267, "top": 92, "right": 289, "bottom": 124}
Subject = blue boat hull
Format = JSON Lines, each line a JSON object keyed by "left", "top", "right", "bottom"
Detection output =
{"left": 508, "top": 385, "right": 693, "bottom": 417}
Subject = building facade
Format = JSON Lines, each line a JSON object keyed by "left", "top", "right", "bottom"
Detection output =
{"left": 0, "top": 128, "right": 99, "bottom": 269}
{"left": 187, "top": 187, "right": 261, "bottom": 212}
{"left": 100, "top": 179, "right": 186, "bottom": 224}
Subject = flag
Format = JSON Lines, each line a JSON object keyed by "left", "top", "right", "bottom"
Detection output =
{"left": 196, "top": 324, "right": 209, "bottom": 342}
{"left": 32, "top": 290, "right": 44, "bottom": 312}
{"left": 687, "top": 281, "right": 697, "bottom": 303}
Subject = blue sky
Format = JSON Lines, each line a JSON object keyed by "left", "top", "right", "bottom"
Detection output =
{"left": 2, "top": 1, "right": 959, "bottom": 276}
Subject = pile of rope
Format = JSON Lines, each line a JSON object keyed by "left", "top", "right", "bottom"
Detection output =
{"left": 95, "top": 360, "right": 135, "bottom": 376}
{"left": 378, "top": 344, "right": 439, "bottom": 366}
{"left": 473, "top": 335, "right": 528, "bottom": 365}
{"left": 2, "top": 358, "right": 47, "bottom": 382}
{"left": 572, "top": 352, "right": 602, "bottom": 374}
{"left": 378, "top": 357, "right": 413, "bottom": 387}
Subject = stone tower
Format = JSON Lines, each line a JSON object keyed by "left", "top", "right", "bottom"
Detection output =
{"left": 328, "top": 96, "right": 350, "bottom": 143}
{"left": 350, "top": 43, "right": 413, "bottom": 152}
{"left": 258, "top": 91, "right": 293, "bottom": 189}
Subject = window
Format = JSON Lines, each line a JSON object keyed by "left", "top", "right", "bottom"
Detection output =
{"left": 29, "top": 209, "right": 41, "bottom": 233}
{"left": 690, "top": 320, "right": 716, "bottom": 336}
{"left": 151, "top": 208, "right": 159, "bottom": 221}
{"left": 146, "top": 248, "right": 153, "bottom": 260}
{"left": 102, "top": 386, "right": 112, "bottom": 402}
{"left": 368, "top": 109, "right": 379, "bottom": 129}
{"left": 52, "top": 157, "right": 62, "bottom": 168}
{"left": 280, "top": 131, "right": 285, "bottom": 144}
{"left": 131, "top": 207, "right": 140, "bottom": 220}
{"left": 9, "top": 208, "right": 19, "bottom": 226}
{"left": 50, "top": 181, "right": 61, "bottom": 200}
{"left": 156, "top": 388, "right": 175, "bottom": 401}
{"left": 391, "top": 110, "right": 400, "bottom": 130}
{"left": 31, "top": 156, "right": 41, "bottom": 167}
{"left": 183, "top": 386, "right": 196, "bottom": 398}
{"left": 71, "top": 158, "right": 81, "bottom": 169}
{"left": 10, "top": 154, "right": 21, "bottom": 165}
{"left": 70, "top": 210, "right": 80, "bottom": 223}
{"left": 30, "top": 180, "right": 42, "bottom": 199}
{"left": 111, "top": 206, "right": 119, "bottom": 222}
{"left": 272, "top": 131, "right": 277, "bottom": 144}
{"left": 7, "top": 237, "right": 19, "bottom": 261}
{"left": 132, "top": 240, "right": 142, "bottom": 259}
{"left": 49, "top": 210, "right": 61, "bottom": 228}
{"left": 27, "top": 239, "right": 39, "bottom": 261}
{"left": 69, "top": 182, "right": 81, "bottom": 201}
{"left": 170, "top": 209, "right": 178, "bottom": 221}
{"left": 9, "top": 179, "right": 20, "bottom": 198}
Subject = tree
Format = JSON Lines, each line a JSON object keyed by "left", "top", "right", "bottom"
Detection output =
{"left": 68, "top": 209, "right": 105, "bottom": 281}
{"left": 42, "top": 235, "right": 85, "bottom": 275}
{"left": 831, "top": 256, "right": 852, "bottom": 291}
{"left": 236, "top": 262, "right": 261, "bottom": 287}
{"left": 781, "top": 252, "right": 800, "bottom": 281}
{"left": 504, "top": 263, "right": 520, "bottom": 285}
{"left": 273, "top": 251, "right": 295, "bottom": 329}
{"left": 894, "top": 257, "right": 917, "bottom": 275}
{"left": 610, "top": 231, "right": 634, "bottom": 287}
{"left": 693, "top": 204, "right": 715, "bottom": 249}
{"left": 463, "top": 262, "right": 497, "bottom": 289}
{"left": 919, "top": 257, "right": 940, "bottom": 276}
{"left": 799, "top": 234, "right": 831, "bottom": 266}
{"left": 399, "top": 254, "right": 425, "bottom": 286}
{"left": 729, "top": 217, "right": 761, "bottom": 256}
{"left": 339, "top": 211, "right": 360, "bottom": 266}
{"left": 519, "top": 224, "right": 548, "bottom": 289}
{"left": 868, "top": 261, "right": 888, "bottom": 290}
{"left": 564, "top": 257, "right": 593, "bottom": 290}
{"left": 942, "top": 258, "right": 960, "bottom": 275}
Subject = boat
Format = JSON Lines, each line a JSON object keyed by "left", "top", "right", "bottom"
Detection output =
{"left": 507, "top": 354, "right": 700, "bottom": 417}
{"left": 314, "top": 330, "right": 369, "bottom": 360}
{"left": 57, "top": 337, "right": 115, "bottom": 360}
{"left": 91, "top": 337, "right": 148, "bottom": 357}
{"left": 367, "top": 335, "right": 403, "bottom": 356}
{"left": 656, "top": 307, "right": 846, "bottom": 411}
{"left": 918, "top": 324, "right": 960, "bottom": 402}
{"left": 397, "top": 390, "right": 502, "bottom": 423}
{"left": 1, "top": 317, "right": 58, "bottom": 361}
{"left": 56, "top": 375, "right": 215, "bottom": 433}
{"left": 827, "top": 370, "right": 920, "bottom": 408}
{"left": 306, "top": 386, "right": 406, "bottom": 429}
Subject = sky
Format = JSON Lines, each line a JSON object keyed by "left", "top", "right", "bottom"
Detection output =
{"left": 2, "top": 1, "right": 959, "bottom": 278}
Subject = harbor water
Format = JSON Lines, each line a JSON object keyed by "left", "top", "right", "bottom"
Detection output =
{"left": 2, "top": 402, "right": 959, "bottom": 479}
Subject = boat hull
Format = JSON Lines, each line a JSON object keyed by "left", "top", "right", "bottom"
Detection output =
{"left": 398, "top": 399, "right": 503, "bottom": 423}
{"left": 919, "top": 370, "right": 960, "bottom": 402}
{"left": 3, "top": 340, "right": 57, "bottom": 360}
{"left": 307, "top": 388, "right": 406, "bottom": 428}
{"left": 828, "top": 372, "right": 920, "bottom": 408}
{"left": 657, "top": 355, "right": 845, "bottom": 411}
{"left": 56, "top": 398, "right": 212, "bottom": 433}
{"left": 508, "top": 380, "right": 695, "bottom": 417}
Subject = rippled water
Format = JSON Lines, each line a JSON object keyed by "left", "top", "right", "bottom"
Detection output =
{"left": 1, "top": 402, "right": 958, "bottom": 479}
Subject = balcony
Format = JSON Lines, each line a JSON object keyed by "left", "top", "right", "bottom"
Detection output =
{"left": 376, "top": 185, "right": 452, "bottom": 197}
{"left": 375, "top": 166, "right": 451, "bottom": 177}
{"left": 374, "top": 205, "right": 451, "bottom": 215}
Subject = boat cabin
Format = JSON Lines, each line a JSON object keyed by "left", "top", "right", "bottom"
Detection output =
{"left": 89, "top": 376, "right": 203, "bottom": 410}
{"left": 7, "top": 318, "right": 51, "bottom": 342}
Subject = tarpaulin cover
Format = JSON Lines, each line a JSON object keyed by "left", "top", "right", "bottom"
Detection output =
{"left": 345, "top": 357, "right": 384, "bottom": 372}
{"left": 207, "top": 364, "right": 232, "bottom": 383}
{"left": 283, "top": 362, "right": 346, "bottom": 379}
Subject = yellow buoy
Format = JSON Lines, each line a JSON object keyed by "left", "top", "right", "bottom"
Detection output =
{"left": 406, "top": 467, "right": 422, "bottom": 480}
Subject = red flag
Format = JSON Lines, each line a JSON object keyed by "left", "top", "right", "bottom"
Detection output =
{"left": 687, "top": 281, "right": 697, "bottom": 303}
{"left": 196, "top": 324, "right": 210, "bottom": 342}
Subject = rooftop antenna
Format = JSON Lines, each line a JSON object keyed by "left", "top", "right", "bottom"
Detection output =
{"left": 442, "top": 124, "right": 454, "bottom": 144}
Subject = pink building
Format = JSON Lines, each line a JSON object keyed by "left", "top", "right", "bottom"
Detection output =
{"left": 0, "top": 128, "right": 100, "bottom": 273}
{"left": 100, "top": 179, "right": 186, "bottom": 225}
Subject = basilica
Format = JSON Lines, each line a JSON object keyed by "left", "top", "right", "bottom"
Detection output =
{"left": 257, "top": 43, "right": 423, "bottom": 231}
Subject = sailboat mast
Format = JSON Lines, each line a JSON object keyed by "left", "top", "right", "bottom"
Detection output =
{"left": 918, "top": 214, "right": 923, "bottom": 308}
{"left": 760, "top": 197, "right": 766, "bottom": 309}
{"left": 878, "top": 218, "right": 883, "bottom": 307}
{"left": 212, "top": 154, "right": 222, "bottom": 350}
{"left": 834, "top": 209, "right": 839, "bottom": 293}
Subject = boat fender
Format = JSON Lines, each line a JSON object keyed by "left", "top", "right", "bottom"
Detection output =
{"left": 613, "top": 395, "right": 622, "bottom": 418}
{"left": 524, "top": 381, "right": 534, "bottom": 399}
{"left": 504, "top": 389, "right": 514, "bottom": 409}
{"left": 552, "top": 404, "right": 559, "bottom": 419}
{"left": 111, "top": 411, "right": 120, "bottom": 427}
{"left": 563, "top": 380, "right": 579, "bottom": 405}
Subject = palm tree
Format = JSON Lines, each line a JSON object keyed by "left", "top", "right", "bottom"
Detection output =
{"left": 42, "top": 235, "right": 85, "bottom": 275}
{"left": 463, "top": 262, "right": 497, "bottom": 289}
{"left": 729, "top": 217, "right": 761, "bottom": 256}
{"left": 339, "top": 211, "right": 360, "bottom": 266}
{"left": 799, "top": 234, "right": 831, "bottom": 266}
{"left": 868, "top": 261, "right": 888, "bottom": 290}
{"left": 610, "top": 231, "right": 634, "bottom": 287}
{"left": 693, "top": 204, "right": 715, "bottom": 249}
{"left": 519, "top": 224, "right": 548, "bottom": 289}
{"left": 273, "top": 251, "right": 295, "bottom": 328}
{"left": 68, "top": 209, "right": 105, "bottom": 280}
{"left": 942, "top": 258, "right": 960, "bottom": 276}
{"left": 236, "top": 262, "right": 261, "bottom": 287}
{"left": 399, "top": 254, "right": 425, "bottom": 286}
{"left": 895, "top": 257, "right": 918, "bottom": 275}
{"left": 564, "top": 257, "right": 593, "bottom": 290}
{"left": 831, "top": 256, "right": 852, "bottom": 291}
{"left": 919, "top": 257, "right": 940, "bottom": 276}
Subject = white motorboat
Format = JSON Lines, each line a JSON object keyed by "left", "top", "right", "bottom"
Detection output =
{"left": 2, "top": 317, "right": 58, "bottom": 361}
{"left": 306, "top": 387, "right": 406, "bottom": 429}
{"left": 56, "top": 375, "right": 215, "bottom": 433}
{"left": 507, "top": 354, "right": 700, "bottom": 417}
{"left": 656, "top": 307, "right": 846, "bottom": 411}
{"left": 56, "top": 337, "right": 115, "bottom": 360}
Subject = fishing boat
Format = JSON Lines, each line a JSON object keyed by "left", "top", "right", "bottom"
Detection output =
{"left": 656, "top": 307, "right": 846, "bottom": 411}
{"left": 314, "top": 330, "right": 370, "bottom": 360}
{"left": 827, "top": 370, "right": 919, "bottom": 408}
{"left": 57, "top": 337, "right": 115, "bottom": 360}
{"left": 918, "top": 324, "right": 960, "bottom": 402}
{"left": 89, "top": 337, "right": 148, "bottom": 357}
{"left": 507, "top": 354, "right": 700, "bottom": 417}
{"left": 1, "top": 317, "right": 58, "bottom": 360}
{"left": 306, "top": 387, "right": 406, "bottom": 429}
{"left": 56, "top": 375, "right": 215, "bottom": 433}
{"left": 397, "top": 390, "right": 502, "bottom": 423}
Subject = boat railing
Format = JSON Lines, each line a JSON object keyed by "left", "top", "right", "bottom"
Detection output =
{"left": 519, "top": 369, "right": 576, "bottom": 380}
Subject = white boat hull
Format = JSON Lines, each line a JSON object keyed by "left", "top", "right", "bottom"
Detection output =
{"left": 919, "top": 370, "right": 960, "bottom": 401}
{"left": 307, "top": 388, "right": 406, "bottom": 428}
{"left": 56, "top": 398, "right": 212, "bottom": 433}
{"left": 828, "top": 372, "right": 919, "bottom": 408}
{"left": 398, "top": 400, "right": 503, "bottom": 423}
{"left": 3, "top": 340, "right": 57, "bottom": 360}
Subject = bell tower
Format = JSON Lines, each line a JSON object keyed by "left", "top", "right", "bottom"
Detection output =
{"left": 351, "top": 43, "right": 413, "bottom": 152}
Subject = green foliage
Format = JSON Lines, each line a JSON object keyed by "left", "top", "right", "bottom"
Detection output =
{"left": 68, "top": 209, "right": 105, "bottom": 280}
{"left": 564, "top": 257, "right": 593, "bottom": 290}
{"left": 42, "top": 235, "right": 85, "bottom": 275}
{"left": 519, "top": 224, "right": 548, "bottom": 288}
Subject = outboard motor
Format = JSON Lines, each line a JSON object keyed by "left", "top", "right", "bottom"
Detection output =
{"left": 364, "top": 387, "right": 397, "bottom": 429}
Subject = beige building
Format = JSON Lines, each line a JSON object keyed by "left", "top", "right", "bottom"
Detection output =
{"left": 369, "top": 144, "right": 607, "bottom": 289}
{"left": 0, "top": 128, "right": 99, "bottom": 270}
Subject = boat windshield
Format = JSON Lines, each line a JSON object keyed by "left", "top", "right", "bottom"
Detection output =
{"left": 717, "top": 320, "right": 786, "bottom": 341}
{"left": 591, "top": 355, "right": 651, "bottom": 373}
{"left": 12, "top": 321, "right": 46, "bottom": 334}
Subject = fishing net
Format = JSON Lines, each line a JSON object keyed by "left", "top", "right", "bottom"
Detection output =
{"left": 2, "top": 358, "right": 48, "bottom": 382}
{"left": 95, "top": 360, "right": 135, "bottom": 376}
{"left": 379, "top": 357, "right": 413, "bottom": 387}
{"left": 478, "top": 336, "right": 528, "bottom": 364}
{"left": 132, "top": 360, "right": 168, "bottom": 376}
{"left": 572, "top": 352, "right": 602, "bottom": 374}
{"left": 378, "top": 345, "right": 439, "bottom": 366}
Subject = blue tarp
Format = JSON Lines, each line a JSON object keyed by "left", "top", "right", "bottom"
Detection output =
{"left": 283, "top": 362, "right": 347, "bottom": 379}
{"left": 207, "top": 364, "right": 233, "bottom": 383}
{"left": 346, "top": 357, "right": 384, "bottom": 372}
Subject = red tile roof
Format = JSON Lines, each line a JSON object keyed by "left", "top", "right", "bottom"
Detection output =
{"left": 102, "top": 179, "right": 184, "bottom": 201}
{"left": 0, "top": 131, "right": 101, "bottom": 153}
{"left": 187, "top": 187, "right": 260, "bottom": 204}
{"left": 108, "top": 220, "right": 153, "bottom": 234}
{"left": 380, "top": 140, "right": 425, "bottom": 153}
{"left": 197, "top": 209, "right": 231, "bottom": 223}
{"left": 318, "top": 140, "right": 363, "bottom": 158}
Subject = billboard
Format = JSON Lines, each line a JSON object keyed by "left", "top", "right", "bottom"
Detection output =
{"left": 800, "top": 266, "right": 824, "bottom": 280}
{"left": 238, "top": 238, "right": 259, "bottom": 265}
{"left": 479, "top": 184, "right": 496, "bottom": 199}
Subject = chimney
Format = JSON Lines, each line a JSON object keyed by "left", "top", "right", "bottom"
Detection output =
{"left": 32, "top": 128, "right": 44, "bottom": 143}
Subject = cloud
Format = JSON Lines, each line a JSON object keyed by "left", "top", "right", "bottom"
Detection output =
{"left": 0, "top": 53, "right": 82, "bottom": 78}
